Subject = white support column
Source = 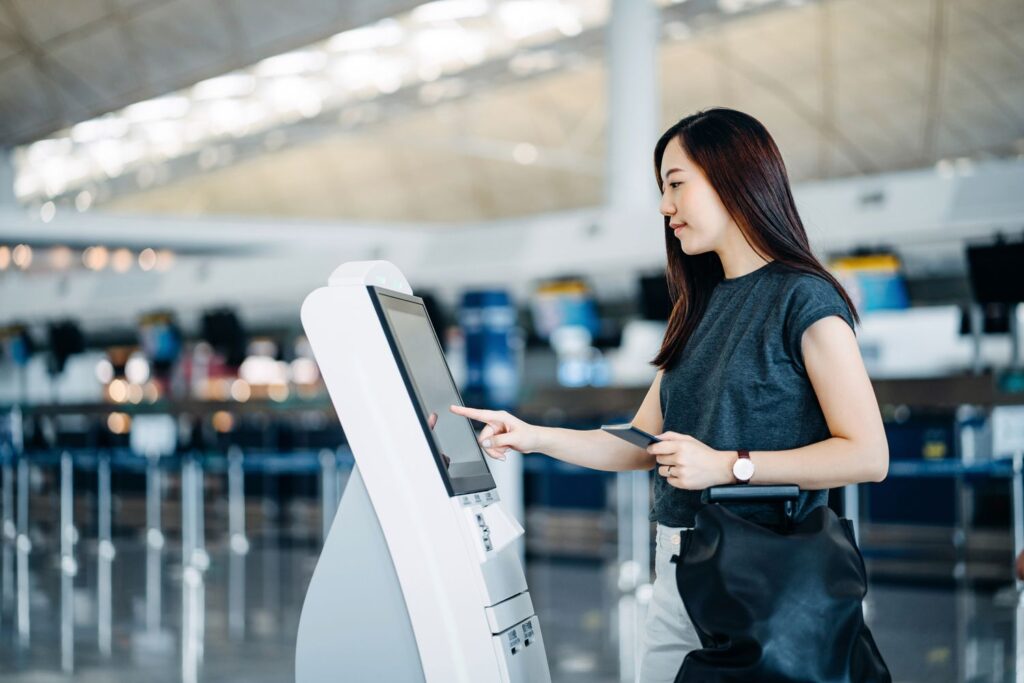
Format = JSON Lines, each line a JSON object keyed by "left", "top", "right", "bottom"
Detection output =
{"left": 607, "top": 2, "right": 660, "bottom": 680}
{"left": 606, "top": 0, "right": 660, "bottom": 215}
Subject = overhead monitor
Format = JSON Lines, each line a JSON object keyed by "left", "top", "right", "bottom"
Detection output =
{"left": 966, "top": 241, "right": 1024, "bottom": 304}
{"left": 369, "top": 287, "right": 496, "bottom": 496}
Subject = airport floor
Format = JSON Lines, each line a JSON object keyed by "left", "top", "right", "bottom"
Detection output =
{"left": 0, "top": 532, "right": 1017, "bottom": 682}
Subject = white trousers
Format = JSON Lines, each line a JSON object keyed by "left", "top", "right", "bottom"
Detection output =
{"left": 637, "top": 523, "right": 702, "bottom": 683}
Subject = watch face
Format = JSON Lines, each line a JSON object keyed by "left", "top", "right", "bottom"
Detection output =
{"left": 733, "top": 457, "right": 755, "bottom": 481}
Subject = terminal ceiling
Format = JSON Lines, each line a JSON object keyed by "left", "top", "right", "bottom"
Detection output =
{"left": 3, "top": 0, "right": 1022, "bottom": 223}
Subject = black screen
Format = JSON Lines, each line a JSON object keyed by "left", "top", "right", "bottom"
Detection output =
{"left": 639, "top": 272, "right": 672, "bottom": 321}
{"left": 370, "top": 287, "right": 495, "bottom": 496}
{"left": 966, "top": 242, "right": 1024, "bottom": 304}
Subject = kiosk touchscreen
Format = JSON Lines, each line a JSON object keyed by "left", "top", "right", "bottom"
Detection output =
{"left": 295, "top": 261, "right": 551, "bottom": 683}
{"left": 372, "top": 288, "right": 494, "bottom": 495}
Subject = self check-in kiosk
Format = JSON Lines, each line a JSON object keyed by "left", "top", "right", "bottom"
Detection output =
{"left": 295, "top": 261, "right": 551, "bottom": 683}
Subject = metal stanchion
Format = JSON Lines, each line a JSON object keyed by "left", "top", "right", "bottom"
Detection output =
{"left": 97, "top": 451, "right": 114, "bottom": 657}
{"left": 60, "top": 450, "right": 76, "bottom": 674}
{"left": 193, "top": 457, "right": 206, "bottom": 661}
{"left": 181, "top": 455, "right": 209, "bottom": 571}
{"left": 615, "top": 471, "right": 634, "bottom": 683}
{"left": 2, "top": 443, "right": 14, "bottom": 620}
{"left": 319, "top": 449, "right": 337, "bottom": 543}
{"left": 615, "top": 469, "right": 652, "bottom": 683}
{"left": 631, "top": 470, "right": 652, "bottom": 672}
{"left": 1012, "top": 450, "right": 1024, "bottom": 683}
{"left": 954, "top": 469, "right": 978, "bottom": 681}
{"left": 969, "top": 303, "right": 984, "bottom": 376}
{"left": 181, "top": 455, "right": 206, "bottom": 683}
{"left": 128, "top": 414, "right": 177, "bottom": 655}
{"left": 227, "top": 446, "right": 248, "bottom": 641}
{"left": 843, "top": 483, "right": 860, "bottom": 542}
{"left": 843, "top": 484, "right": 866, "bottom": 625}
{"left": 144, "top": 452, "right": 164, "bottom": 635}
{"left": 195, "top": 457, "right": 207, "bottom": 572}
{"left": 182, "top": 457, "right": 194, "bottom": 570}
{"left": 15, "top": 452, "right": 31, "bottom": 649}
{"left": 261, "top": 466, "right": 281, "bottom": 629}
{"left": 181, "top": 562, "right": 204, "bottom": 683}
{"left": 1, "top": 407, "right": 20, "bottom": 627}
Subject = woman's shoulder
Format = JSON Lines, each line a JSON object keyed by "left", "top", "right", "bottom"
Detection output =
{"left": 769, "top": 262, "right": 856, "bottom": 349}
{"left": 769, "top": 262, "right": 847, "bottom": 308}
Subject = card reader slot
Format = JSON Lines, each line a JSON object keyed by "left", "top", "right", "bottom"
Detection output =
{"left": 484, "top": 590, "right": 535, "bottom": 634}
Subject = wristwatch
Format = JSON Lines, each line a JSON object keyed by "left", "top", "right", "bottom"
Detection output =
{"left": 732, "top": 449, "right": 754, "bottom": 484}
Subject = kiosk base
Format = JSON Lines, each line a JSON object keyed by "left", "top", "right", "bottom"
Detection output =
{"left": 296, "top": 467, "right": 425, "bottom": 683}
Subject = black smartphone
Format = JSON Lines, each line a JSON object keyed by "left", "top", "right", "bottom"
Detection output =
{"left": 600, "top": 423, "right": 662, "bottom": 448}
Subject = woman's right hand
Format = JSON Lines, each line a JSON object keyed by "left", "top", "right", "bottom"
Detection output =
{"left": 448, "top": 404, "right": 540, "bottom": 461}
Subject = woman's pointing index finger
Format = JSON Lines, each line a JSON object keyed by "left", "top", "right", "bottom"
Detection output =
{"left": 450, "top": 404, "right": 494, "bottom": 421}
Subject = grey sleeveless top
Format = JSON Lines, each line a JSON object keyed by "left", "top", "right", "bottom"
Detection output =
{"left": 653, "top": 260, "right": 856, "bottom": 527}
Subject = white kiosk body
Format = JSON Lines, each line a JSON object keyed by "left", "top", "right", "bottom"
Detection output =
{"left": 295, "top": 261, "right": 551, "bottom": 683}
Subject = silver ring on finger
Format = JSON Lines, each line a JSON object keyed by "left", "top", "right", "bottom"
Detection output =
{"left": 668, "top": 465, "right": 675, "bottom": 477}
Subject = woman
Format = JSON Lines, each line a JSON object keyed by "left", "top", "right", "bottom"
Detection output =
{"left": 451, "top": 107, "right": 889, "bottom": 682}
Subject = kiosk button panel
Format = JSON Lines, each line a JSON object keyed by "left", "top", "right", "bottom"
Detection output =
{"left": 459, "top": 489, "right": 500, "bottom": 507}
{"left": 475, "top": 512, "right": 493, "bottom": 552}
{"left": 458, "top": 496, "right": 523, "bottom": 560}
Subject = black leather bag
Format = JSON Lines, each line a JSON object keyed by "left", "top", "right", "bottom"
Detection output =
{"left": 671, "top": 485, "right": 891, "bottom": 683}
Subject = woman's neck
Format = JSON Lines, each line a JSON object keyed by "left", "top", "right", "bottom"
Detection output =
{"left": 717, "top": 247, "right": 771, "bottom": 280}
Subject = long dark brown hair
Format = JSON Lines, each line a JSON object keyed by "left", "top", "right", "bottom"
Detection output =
{"left": 650, "top": 108, "right": 858, "bottom": 371}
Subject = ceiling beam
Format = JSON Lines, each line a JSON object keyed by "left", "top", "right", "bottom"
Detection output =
{"left": 921, "top": 0, "right": 947, "bottom": 164}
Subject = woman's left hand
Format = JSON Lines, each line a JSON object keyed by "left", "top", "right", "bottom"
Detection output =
{"left": 649, "top": 432, "right": 733, "bottom": 490}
